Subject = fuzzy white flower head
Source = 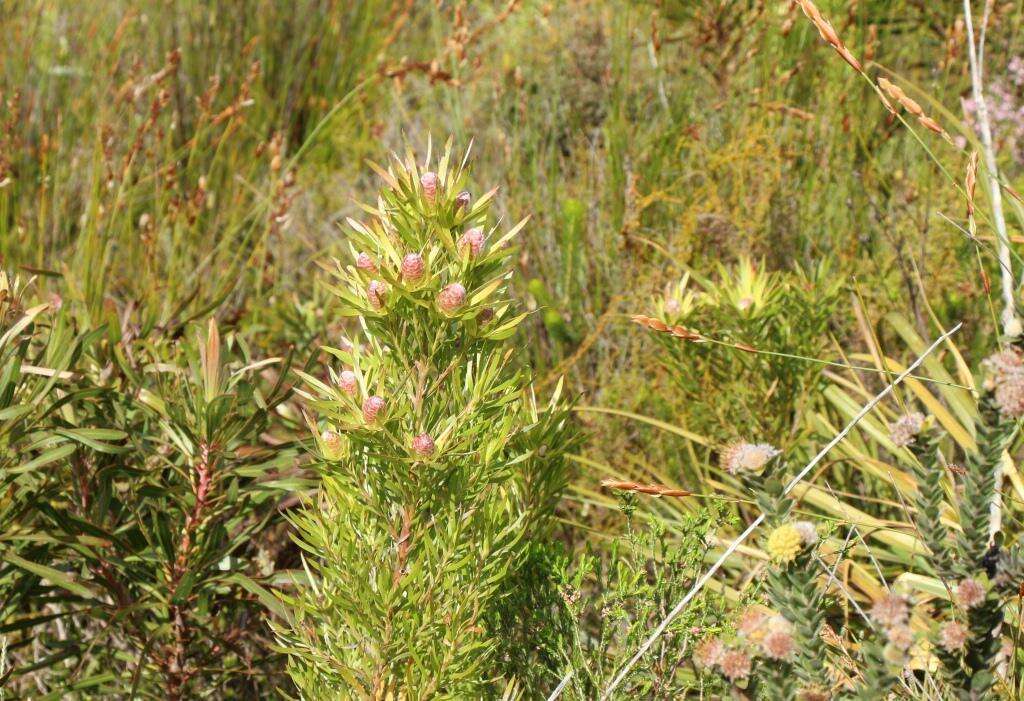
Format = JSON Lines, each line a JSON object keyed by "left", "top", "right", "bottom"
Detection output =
{"left": 1006, "top": 315, "right": 1023, "bottom": 339}
{"left": 888, "top": 412, "right": 925, "bottom": 448}
{"left": 792, "top": 520, "right": 819, "bottom": 546}
{"left": 720, "top": 442, "right": 780, "bottom": 475}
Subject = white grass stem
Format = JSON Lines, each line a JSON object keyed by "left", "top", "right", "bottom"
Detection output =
{"left": 963, "top": 0, "right": 1014, "bottom": 546}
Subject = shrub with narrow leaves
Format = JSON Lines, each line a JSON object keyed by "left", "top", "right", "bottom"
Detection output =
{"left": 2, "top": 296, "right": 295, "bottom": 697}
{"left": 274, "top": 143, "right": 575, "bottom": 697}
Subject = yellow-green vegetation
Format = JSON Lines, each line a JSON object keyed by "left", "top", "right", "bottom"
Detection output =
{"left": 3, "top": 0, "right": 1024, "bottom": 698}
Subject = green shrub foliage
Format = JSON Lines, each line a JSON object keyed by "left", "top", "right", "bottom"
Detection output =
{"left": 274, "top": 143, "right": 576, "bottom": 698}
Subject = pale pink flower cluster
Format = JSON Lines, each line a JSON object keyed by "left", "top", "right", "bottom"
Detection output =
{"left": 420, "top": 171, "right": 438, "bottom": 201}
{"left": 760, "top": 619, "right": 796, "bottom": 661}
{"left": 437, "top": 283, "right": 466, "bottom": 314}
{"left": 693, "top": 611, "right": 795, "bottom": 683}
{"left": 955, "top": 578, "right": 986, "bottom": 610}
{"left": 367, "top": 280, "right": 387, "bottom": 310}
{"left": 718, "top": 648, "right": 752, "bottom": 681}
{"left": 885, "top": 623, "right": 915, "bottom": 651}
{"left": 356, "top": 251, "right": 377, "bottom": 274}
{"left": 401, "top": 253, "right": 425, "bottom": 284}
{"left": 982, "top": 348, "right": 1024, "bottom": 417}
{"left": 868, "top": 592, "right": 917, "bottom": 662}
{"left": 938, "top": 620, "right": 969, "bottom": 652}
{"left": 870, "top": 593, "right": 909, "bottom": 628}
{"left": 888, "top": 412, "right": 925, "bottom": 448}
{"left": 960, "top": 59, "right": 1024, "bottom": 161}
{"left": 458, "top": 227, "right": 485, "bottom": 258}
{"left": 720, "top": 442, "right": 780, "bottom": 475}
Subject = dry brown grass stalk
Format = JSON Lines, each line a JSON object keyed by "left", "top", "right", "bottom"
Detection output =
{"left": 876, "top": 77, "right": 946, "bottom": 136}
{"left": 630, "top": 314, "right": 702, "bottom": 341}
{"left": 600, "top": 479, "right": 692, "bottom": 498}
{"left": 966, "top": 150, "right": 979, "bottom": 218}
{"left": 793, "top": 0, "right": 863, "bottom": 73}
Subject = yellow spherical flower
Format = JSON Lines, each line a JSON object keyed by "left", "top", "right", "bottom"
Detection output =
{"left": 765, "top": 524, "right": 803, "bottom": 563}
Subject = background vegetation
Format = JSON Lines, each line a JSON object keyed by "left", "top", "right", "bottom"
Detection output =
{"left": 3, "top": 0, "right": 1024, "bottom": 697}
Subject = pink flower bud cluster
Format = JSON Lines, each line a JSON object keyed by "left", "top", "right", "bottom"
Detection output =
{"left": 437, "top": 283, "right": 466, "bottom": 315}
{"left": 401, "top": 252, "right": 425, "bottom": 284}
{"left": 362, "top": 395, "right": 385, "bottom": 424}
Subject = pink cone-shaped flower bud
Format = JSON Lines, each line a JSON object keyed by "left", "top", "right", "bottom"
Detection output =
{"left": 338, "top": 370, "right": 358, "bottom": 396}
{"left": 401, "top": 252, "right": 425, "bottom": 284}
{"left": 437, "top": 283, "right": 466, "bottom": 315}
{"left": 356, "top": 252, "right": 377, "bottom": 274}
{"left": 455, "top": 190, "right": 471, "bottom": 211}
{"left": 458, "top": 227, "right": 485, "bottom": 258}
{"left": 421, "top": 171, "right": 438, "bottom": 201}
{"left": 321, "top": 430, "right": 344, "bottom": 461}
{"left": 412, "top": 433, "right": 435, "bottom": 456}
{"left": 367, "top": 280, "right": 387, "bottom": 310}
{"left": 362, "top": 395, "right": 385, "bottom": 424}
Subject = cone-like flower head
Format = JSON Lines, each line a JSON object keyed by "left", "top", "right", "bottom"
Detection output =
{"left": 421, "top": 171, "right": 438, "bottom": 201}
{"left": 321, "top": 430, "right": 344, "bottom": 461}
{"left": 458, "top": 227, "right": 485, "bottom": 258}
{"left": 338, "top": 370, "right": 358, "bottom": 396}
{"left": 401, "top": 252, "right": 426, "bottom": 284}
{"left": 362, "top": 395, "right": 385, "bottom": 425}
{"left": 411, "top": 433, "right": 435, "bottom": 457}
{"left": 356, "top": 252, "right": 378, "bottom": 274}
{"left": 438, "top": 283, "right": 466, "bottom": 315}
